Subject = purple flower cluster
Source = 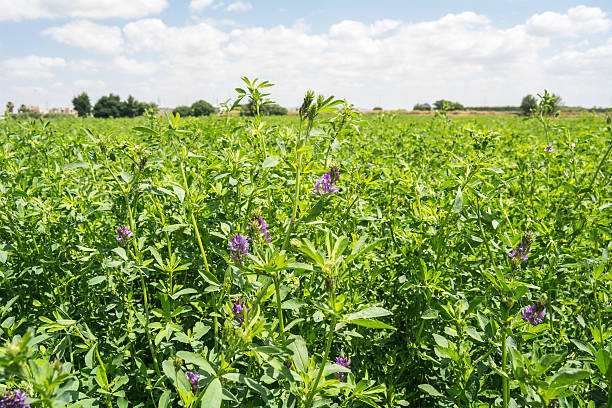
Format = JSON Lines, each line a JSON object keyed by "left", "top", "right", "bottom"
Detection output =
{"left": 116, "top": 225, "right": 133, "bottom": 245}
{"left": 232, "top": 298, "right": 251, "bottom": 323}
{"left": 312, "top": 166, "right": 340, "bottom": 195}
{"left": 508, "top": 233, "right": 534, "bottom": 262}
{"left": 134, "top": 157, "right": 147, "bottom": 171}
{"left": 333, "top": 356, "right": 351, "bottom": 382}
{"left": 544, "top": 145, "right": 555, "bottom": 153}
{"left": 185, "top": 371, "right": 200, "bottom": 390}
{"left": 548, "top": 399, "right": 559, "bottom": 407}
{"left": 521, "top": 303, "right": 546, "bottom": 326}
{"left": 247, "top": 215, "right": 271, "bottom": 242}
{"left": 0, "top": 390, "right": 30, "bottom": 408}
{"left": 229, "top": 234, "right": 250, "bottom": 264}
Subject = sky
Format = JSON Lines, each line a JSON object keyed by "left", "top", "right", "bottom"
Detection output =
{"left": 1, "top": 0, "right": 611, "bottom": 111}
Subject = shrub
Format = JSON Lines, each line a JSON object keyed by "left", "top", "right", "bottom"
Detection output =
{"left": 191, "top": 99, "right": 216, "bottom": 116}
{"left": 520, "top": 94, "right": 537, "bottom": 116}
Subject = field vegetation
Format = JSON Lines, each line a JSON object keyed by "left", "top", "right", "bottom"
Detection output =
{"left": 0, "top": 79, "right": 611, "bottom": 408}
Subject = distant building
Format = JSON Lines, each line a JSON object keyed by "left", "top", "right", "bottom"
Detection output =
{"left": 26, "top": 105, "right": 40, "bottom": 112}
{"left": 48, "top": 107, "right": 77, "bottom": 115}
{"left": 157, "top": 107, "right": 173, "bottom": 115}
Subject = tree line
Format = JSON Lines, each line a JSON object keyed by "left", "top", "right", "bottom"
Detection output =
{"left": 410, "top": 93, "right": 564, "bottom": 115}
{"left": 71, "top": 93, "right": 157, "bottom": 118}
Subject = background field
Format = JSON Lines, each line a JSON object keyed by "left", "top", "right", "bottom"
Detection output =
{"left": 0, "top": 108, "right": 611, "bottom": 407}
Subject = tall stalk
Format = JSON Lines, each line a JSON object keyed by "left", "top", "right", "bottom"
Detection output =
{"left": 105, "top": 157, "right": 161, "bottom": 377}
{"left": 304, "top": 287, "right": 337, "bottom": 408}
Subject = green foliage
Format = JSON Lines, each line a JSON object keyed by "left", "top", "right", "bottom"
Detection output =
{"left": 93, "top": 93, "right": 122, "bottom": 118}
{"left": 240, "top": 99, "right": 288, "bottom": 116}
{"left": 0, "top": 82, "right": 611, "bottom": 407}
{"left": 190, "top": 99, "right": 216, "bottom": 116}
{"left": 433, "top": 99, "right": 464, "bottom": 111}
{"left": 520, "top": 94, "right": 538, "bottom": 116}
{"left": 72, "top": 92, "right": 91, "bottom": 117}
{"left": 93, "top": 94, "right": 157, "bottom": 118}
{"left": 413, "top": 103, "right": 431, "bottom": 111}
{"left": 172, "top": 105, "right": 193, "bottom": 117}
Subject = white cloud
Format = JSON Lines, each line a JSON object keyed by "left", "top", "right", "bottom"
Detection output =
{"left": 190, "top": 0, "right": 214, "bottom": 12}
{"left": 3, "top": 56, "right": 66, "bottom": 78}
{"left": 0, "top": 0, "right": 168, "bottom": 21}
{"left": 43, "top": 20, "right": 124, "bottom": 54}
{"left": 2, "top": 5, "right": 611, "bottom": 109}
{"left": 226, "top": 1, "right": 251, "bottom": 12}
{"left": 124, "top": 19, "right": 229, "bottom": 55}
{"left": 526, "top": 5, "right": 611, "bottom": 37}
{"left": 74, "top": 79, "right": 106, "bottom": 90}
{"left": 113, "top": 56, "right": 157, "bottom": 75}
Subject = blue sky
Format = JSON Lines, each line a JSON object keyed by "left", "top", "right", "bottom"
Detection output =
{"left": 1, "top": 0, "right": 611, "bottom": 110}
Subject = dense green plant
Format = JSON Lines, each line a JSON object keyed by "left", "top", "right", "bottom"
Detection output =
{"left": 0, "top": 83, "right": 611, "bottom": 408}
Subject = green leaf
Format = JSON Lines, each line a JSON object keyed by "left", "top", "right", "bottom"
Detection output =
{"left": 201, "top": 378, "right": 222, "bottom": 408}
{"left": 133, "top": 126, "right": 157, "bottom": 136}
{"left": 452, "top": 187, "right": 463, "bottom": 213}
{"left": 595, "top": 349, "right": 612, "bottom": 377}
{"left": 345, "top": 307, "right": 392, "bottom": 321}
{"left": 418, "top": 384, "right": 443, "bottom": 397}
{"left": 287, "top": 335, "right": 308, "bottom": 373}
{"left": 87, "top": 276, "right": 106, "bottom": 286}
{"left": 262, "top": 156, "right": 281, "bottom": 168}
{"left": 348, "top": 318, "right": 395, "bottom": 330}
{"left": 158, "top": 390, "right": 172, "bottom": 408}
{"left": 549, "top": 368, "right": 589, "bottom": 388}
{"left": 222, "top": 373, "right": 271, "bottom": 401}
{"left": 176, "top": 351, "right": 216, "bottom": 375}
{"left": 171, "top": 185, "right": 185, "bottom": 203}
{"left": 112, "top": 247, "right": 128, "bottom": 261}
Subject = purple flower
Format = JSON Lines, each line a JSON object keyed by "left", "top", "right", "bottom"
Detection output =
{"left": 312, "top": 166, "right": 340, "bottom": 195}
{"left": 133, "top": 157, "right": 147, "bottom": 171}
{"left": 521, "top": 303, "right": 546, "bottom": 326}
{"left": 548, "top": 399, "right": 559, "bottom": 407}
{"left": 185, "top": 371, "right": 200, "bottom": 390}
{"left": 0, "top": 390, "right": 30, "bottom": 408}
{"left": 333, "top": 356, "right": 351, "bottom": 382}
{"left": 508, "top": 232, "right": 535, "bottom": 262}
{"left": 247, "top": 216, "right": 271, "bottom": 242}
{"left": 229, "top": 234, "right": 250, "bottom": 264}
{"left": 116, "top": 225, "right": 133, "bottom": 245}
{"left": 544, "top": 145, "right": 554, "bottom": 153}
{"left": 232, "top": 298, "right": 251, "bottom": 323}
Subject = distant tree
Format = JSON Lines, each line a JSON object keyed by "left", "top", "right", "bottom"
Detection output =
{"left": 191, "top": 99, "right": 216, "bottom": 117}
{"left": 72, "top": 92, "right": 91, "bottom": 117}
{"left": 520, "top": 94, "right": 537, "bottom": 116}
{"left": 240, "top": 99, "right": 287, "bottom": 116}
{"left": 120, "top": 95, "right": 139, "bottom": 118}
{"left": 373, "top": 106, "right": 383, "bottom": 111}
{"left": 18, "top": 104, "right": 27, "bottom": 114}
{"left": 93, "top": 94, "right": 122, "bottom": 118}
{"left": 413, "top": 103, "right": 431, "bottom": 111}
{"left": 173, "top": 105, "right": 192, "bottom": 117}
{"left": 433, "top": 99, "right": 464, "bottom": 111}
{"left": 136, "top": 101, "right": 157, "bottom": 116}
{"left": 6, "top": 101, "right": 14, "bottom": 114}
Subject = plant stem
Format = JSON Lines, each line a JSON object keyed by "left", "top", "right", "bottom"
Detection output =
{"left": 274, "top": 274, "right": 286, "bottom": 346}
{"left": 501, "top": 330, "right": 508, "bottom": 408}
{"left": 304, "top": 314, "right": 337, "bottom": 408}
